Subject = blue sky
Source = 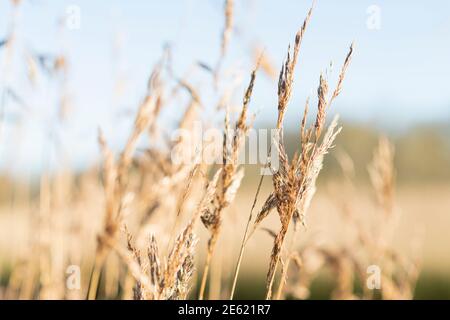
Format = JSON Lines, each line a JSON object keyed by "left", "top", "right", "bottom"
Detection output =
{"left": 0, "top": 0, "right": 449, "bottom": 174}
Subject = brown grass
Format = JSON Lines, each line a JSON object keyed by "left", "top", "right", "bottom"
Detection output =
{"left": 0, "top": 0, "right": 430, "bottom": 301}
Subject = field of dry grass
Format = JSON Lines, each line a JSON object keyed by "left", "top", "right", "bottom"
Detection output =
{"left": 2, "top": 182, "right": 449, "bottom": 299}
{"left": 1, "top": 0, "right": 449, "bottom": 300}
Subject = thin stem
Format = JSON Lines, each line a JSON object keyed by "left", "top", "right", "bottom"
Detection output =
{"left": 229, "top": 172, "right": 265, "bottom": 299}
{"left": 198, "top": 231, "right": 219, "bottom": 300}
{"left": 86, "top": 249, "right": 107, "bottom": 300}
{"left": 275, "top": 229, "right": 299, "bottom": 300}
{"left": 275, "top": 258, "right": 291, "bottom": 300}
{"left": 265, "top": 225, "right": 290, "bottom": 300}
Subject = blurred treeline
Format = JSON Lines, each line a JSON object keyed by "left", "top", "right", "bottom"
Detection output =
{"left": 322, "top": 121, "right": 450, "bottom": 184}
{"left": 247, "top": 120, "right": 450, "bottom": 186}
